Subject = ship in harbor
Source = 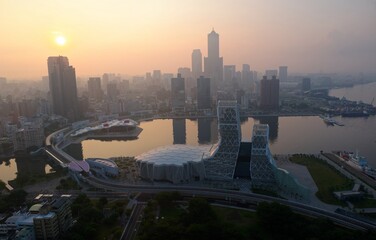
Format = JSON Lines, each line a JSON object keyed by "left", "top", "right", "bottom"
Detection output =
{"left": 319, "top": 115, "right": 344, "bottom": 126}
{"left": 336, "top": 151, "right": 376, "bottom": 179}
{"left": 341, "top": 110, "right": 370, "bottom": 118}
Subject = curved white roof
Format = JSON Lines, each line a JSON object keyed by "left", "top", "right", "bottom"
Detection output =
{"left": 71, "top": 119, "right": 138, "bottom": 137}
{"left": 136, "top": 144, "right": 212, "bottom": 166}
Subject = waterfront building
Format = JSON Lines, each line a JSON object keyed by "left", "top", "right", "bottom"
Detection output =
{"left": 9, "top": 117, "right": 44, "bottom": 151}
{"left": 204, "top": 100, "right": 241, "bottom": 180}
{"left": 47, "top": 56, "right": 79, "bottom": 121}
{"left": 260, "top": 76, "right": 280, "bottom": 110}
{"left": 204, "top": 29, "right": 223, "bottom": 97}
{"left": 279, "top": 66, "right": 288, "bottom": 82}
{"left": 250, "top": 124, "right": 277, "bottom": 190}
{"left": 171, "top": 73, "right": 186, "bottom": 112}
{"left": 302, "top": 77, "right": 311, "bottom": 91}
{"left": 196, "top": 76, "right": 211, "bottom": 110}
{"left": 136, "top": 145, "right": 209, "bottom": 184}
{"left": 88, "top": 77, "right": 103, "bottom": 101}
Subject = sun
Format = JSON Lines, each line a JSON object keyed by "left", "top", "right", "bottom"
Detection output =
{"left": 55, "top": 36, "right": 66, "bottom": 46}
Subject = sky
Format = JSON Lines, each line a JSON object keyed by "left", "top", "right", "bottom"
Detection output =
{"left": 1, "top": 0, "right": 376, "bottom": 80}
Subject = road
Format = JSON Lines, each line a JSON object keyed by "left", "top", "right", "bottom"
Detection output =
{"left": 121, "top": 203, "right": 145, "bottom": 240}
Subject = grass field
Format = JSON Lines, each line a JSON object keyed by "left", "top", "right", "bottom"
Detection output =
{"left": 290, "top": 154, "right": 353, "bottom": 205}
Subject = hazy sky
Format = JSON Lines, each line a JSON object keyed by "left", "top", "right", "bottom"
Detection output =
{"left": 1, "top": 0, "right": 376, "bottom": 80}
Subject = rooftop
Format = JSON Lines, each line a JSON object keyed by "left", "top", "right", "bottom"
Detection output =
{"left": 136, "top": 145, "right": 212, "bottom": 166}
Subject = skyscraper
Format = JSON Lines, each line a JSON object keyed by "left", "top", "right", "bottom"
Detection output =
{"left": 265, "top": 69, "right": 278, "bottom": 79}
{"left": 260, "top": 76, "right": 280, "bottom": 110}
{"left": 302, "top": 77, "right": 311, "bottom": 91}
{"left": 223, "top": 65, "right": 236, "bottom": 83}
{"left": 279, "top": 66, "right": 288, "bottom": 82}
{"left": 197, "top": 76, "right": 211, "bottom": 110}
{"left": 171, "top": 73, "right": 185, "bottom": 111}
{"left": 48, "top": 56, "right": 78, "bottom": 121}
{"left": 204, "top": 29, "right": 223, "bottom": 97}
{"left": 88, "top": 77, "right": 103, "bottom": 101}
{"left": 191, "top": 49, "right": 202, "bottom": 80}
{"left": 241, "top": 64, "right": 254, "bottom": 93}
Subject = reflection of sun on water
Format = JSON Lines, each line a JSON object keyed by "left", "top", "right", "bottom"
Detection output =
{"left": 55, "top": 36, "right": 66, "bottom": 46}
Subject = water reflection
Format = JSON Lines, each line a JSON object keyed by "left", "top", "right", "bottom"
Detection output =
{"left": 255, "top": 116, "right": 279, "bottom": 143}
{"left": 173, "top": 119, "right": 186, "bottom": 144}
{"left": 63, "top": 143, "right": 83, "bottom": 160}
{"left": 198, "top": 118, "right": 212, "bottom": 144}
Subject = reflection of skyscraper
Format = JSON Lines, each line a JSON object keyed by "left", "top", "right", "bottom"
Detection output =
{"left": 204, "top": 29, "right": 223, "bottom": 97}
{"left": 48, "top": 56, "right": 79, "bottom": 121}
{"left": 198, "top": 118, "right": 211, "bottom": 144}
{"left": 258, "top": 116, "right": 279, "bottom": 143}
{"left": 173, "top": 119, "right": 186, "bottom": 144}
{"left": 197, "top": 76, "right": 211, "bottom": 110}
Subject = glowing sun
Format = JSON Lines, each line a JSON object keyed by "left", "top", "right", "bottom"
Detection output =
{"left": 55, "top": 36, "right": 66, "bottom": 46}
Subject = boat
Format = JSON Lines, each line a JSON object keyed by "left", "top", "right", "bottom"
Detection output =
{"left": 337, "top": 150, "right": 376, "bottom": 179}
{"left": 320, "top": 115, "right": 336, "bottom": 126}
{"left": 341, "top": 111, "right": 370, "bottom": 117}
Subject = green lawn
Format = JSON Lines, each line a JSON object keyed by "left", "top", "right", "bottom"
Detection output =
{"left": 290, "top": 154, "right": 353, "bottom": 205}
{"left": 351, "top": 198, "right": 376, "bottom": 208}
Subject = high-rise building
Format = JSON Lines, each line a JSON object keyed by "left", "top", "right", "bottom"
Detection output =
{"left": 223, "top": 65, "right": 236, "bottom": 83}
{"left": 88, "top": 77, "right": 103, "bottom": 101}
{"left": 171, "top": 73, "right": 185, "bottom": 111}
{"left": 197, "top": 76, "right": 211, "bottom": 110}
{"left": 191, "top": 49, "right": 202, "bottom": 80}
{"left": 178, "top": 67, "right": 193, "bottom": 97}
{"left": 204, "top": 29, "right": 223, "bottom": 97}
{"left": 265, "top": 69, "right": 278, "bottom": 79}
{"left": 260, "top": 76, "right": 280, "bottom": 110}
{"left": 279, "top": 66, "right": 288, "bottom": 82}
{"left": 152, "top": 70, "right": 162, "bottom": 86}
{"left": 107, "top": 82, "right": 118, "bottom": 101}
{"left": 48, "top": 56, "right": 79, "bottom": 121}
{"left": 302, "top": 77, "right": 311, "bottom": 91}
{"left": 241, "top": 64, "right": 254, "bottom": 93}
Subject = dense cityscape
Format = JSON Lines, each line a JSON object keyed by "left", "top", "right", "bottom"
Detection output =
{"left": 1, "top": 1, "right": 376, "bottom": 240}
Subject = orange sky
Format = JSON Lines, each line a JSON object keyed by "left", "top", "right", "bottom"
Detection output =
{"left": 1, "top": 0, "right": 375, "bottom": 80}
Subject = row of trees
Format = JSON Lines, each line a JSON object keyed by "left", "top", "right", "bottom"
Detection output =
{"left": 138, "top": 193, "right": 376, "bottom": 240}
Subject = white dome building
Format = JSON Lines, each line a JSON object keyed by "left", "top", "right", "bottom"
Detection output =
{"left": 136, "top": 145, "right": 211, "bottom": 184}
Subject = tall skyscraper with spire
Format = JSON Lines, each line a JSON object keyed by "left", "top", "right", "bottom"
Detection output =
{"left": 47, "top": 56, "right": 79, "bottom": 121}
{"left": 204, "top": 29, "right": 223, "bottom": 97}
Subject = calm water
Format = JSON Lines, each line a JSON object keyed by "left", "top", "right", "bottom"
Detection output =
{"left": 1, "top": 82, "right": 376, "bottom": 183}
{"left": 329, "top": 81, "right": 376, "bottom": 106}
{"left": 75, "top": 116, "right": 376, "bottom": 168}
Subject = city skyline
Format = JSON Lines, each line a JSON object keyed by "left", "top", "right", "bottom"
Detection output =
{"left": 1, "top": 0, "right": 376, "bottom": 80}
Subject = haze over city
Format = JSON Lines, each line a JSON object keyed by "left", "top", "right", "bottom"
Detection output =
{"left": 1, "top": 0, "right": 376, "bottom": 80}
